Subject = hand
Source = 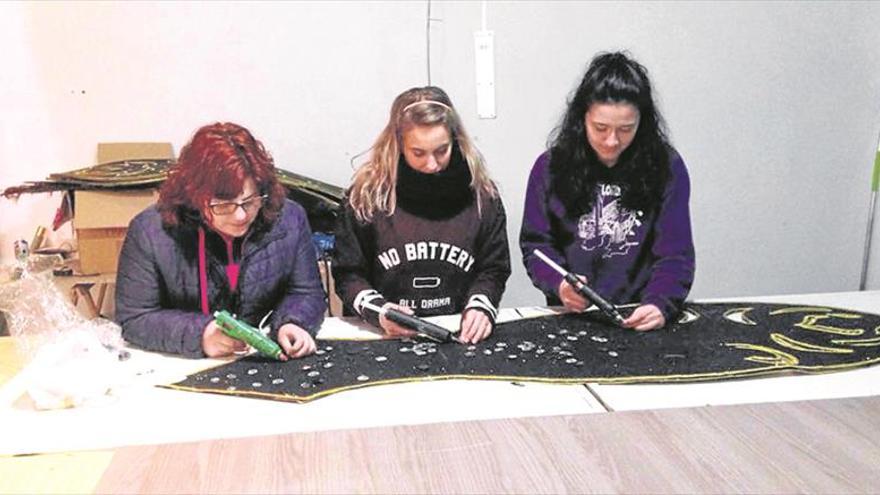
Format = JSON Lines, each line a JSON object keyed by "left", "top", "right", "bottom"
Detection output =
{"left": 459, "top": 309, "right": 492, "bottom": 344}
{"left": 277, "top": 323, "right": 317, "bottom": 359}
{"left": 378, "top": 303, "right": 417, "bottom": 339}
{"left": 558, "top": 275, "right": 590, "bottom": 312}
{"left": 202, "top": 320, "right": 248, "bottom": 357}
{"left": 623, "top": 304, "right": 666, "bottom": 331}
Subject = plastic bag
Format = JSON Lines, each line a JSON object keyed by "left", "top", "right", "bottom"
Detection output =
{"left": 0, "top": 260, "right": 127, "bottom": 409}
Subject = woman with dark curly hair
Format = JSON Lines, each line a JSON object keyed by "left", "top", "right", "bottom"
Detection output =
{"left": 115, "top": 122, "right": 325, "bottom": 358}
{"left": 520, "top": 52, "right": 695, "bottom": 330}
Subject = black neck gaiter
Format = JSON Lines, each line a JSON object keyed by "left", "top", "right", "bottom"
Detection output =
{"left": 396, "top": 145, "right": 474, "bottom": 219}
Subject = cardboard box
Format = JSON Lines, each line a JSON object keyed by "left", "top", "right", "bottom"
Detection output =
{"left": 74, "top": 142, "right": 172, "bottom": 274}
{"left": 75, "top": 189, "right": 160, "bottom": 274}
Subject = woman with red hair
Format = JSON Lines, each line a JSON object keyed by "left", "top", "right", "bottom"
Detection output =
{"left": 115, "top": 122, "right": 325, "bottom": 359}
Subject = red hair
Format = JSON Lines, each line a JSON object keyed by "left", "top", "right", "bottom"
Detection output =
{"left": 158, "top": 122, "right": 286, "bottom": 229}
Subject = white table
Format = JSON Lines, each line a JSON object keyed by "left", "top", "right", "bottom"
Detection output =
{"left": 0, "top": 308, "right": 601, "bottom": 456}
{"left": 2, "top": 292, "right": 879, "bottom": 456}
{"left": 589, "top": 290, "right": 880, "bottom": 411}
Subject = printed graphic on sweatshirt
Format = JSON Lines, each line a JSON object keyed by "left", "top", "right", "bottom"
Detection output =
{"left": 377, "top": 241, "right": 475, "bottom": 272}
{"left": 577, "top": 184, "right": 643, "bottom": 258}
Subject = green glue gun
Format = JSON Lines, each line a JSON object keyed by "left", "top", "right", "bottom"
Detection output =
{"left": 213, "top": 310, "right": 283, "bottom": 360}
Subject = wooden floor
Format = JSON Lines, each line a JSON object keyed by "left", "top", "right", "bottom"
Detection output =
{"left": 96, "top": 395, "right": 880, "bottom": 494}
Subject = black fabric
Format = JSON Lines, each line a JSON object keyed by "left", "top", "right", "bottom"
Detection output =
{"left": 395, "top": 145, "right": 473, "bottom": 220}
{"left": 168, "top": 302, "right": 880, "bottom": 402}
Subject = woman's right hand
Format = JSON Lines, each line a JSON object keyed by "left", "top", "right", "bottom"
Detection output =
{"left": 202, "top": 320, "right": 248, "bottom": 357}
{"left": 378, "top": 302, "right": 418, "bottom": 338}
{"left": 558, "top": 275, "right": 591, "bottom": 312}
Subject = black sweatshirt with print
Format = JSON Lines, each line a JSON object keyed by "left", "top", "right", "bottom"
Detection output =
{"left": 333, "top": 154, "right": 511, "bottom": 328}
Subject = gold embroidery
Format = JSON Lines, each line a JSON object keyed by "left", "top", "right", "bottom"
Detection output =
{"left": 677, "top": 308, "right": 701, "bottom": 324}
{"left": 724, "top": 343, "right": 799, "bottom": 367}
{"left": 722, "top": 307, "right": 756, "bottom": 325}
{"left": 832, "top": 326, "right": 880, "bottom": 347}
{"left": 793, "top": 313, "right": 864, "bottom": 337}
{"left": 769, "top": 306, "right": 833, "bottom": 315}
{"left": 770, "top": 333, "right": 852, "bottom": 354}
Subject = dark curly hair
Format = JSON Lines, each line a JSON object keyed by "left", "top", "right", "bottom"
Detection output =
{"left": 158, "top": 122, "right": 286, "bottom": 232}
{"left": 548, "top": 51, "right": 671, "bottom": 216}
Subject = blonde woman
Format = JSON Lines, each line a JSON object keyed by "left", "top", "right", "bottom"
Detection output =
{"left": 333, "top": 87, "right": 510, "bottom": 344}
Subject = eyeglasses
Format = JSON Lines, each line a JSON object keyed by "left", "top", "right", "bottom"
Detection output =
{"left": 208, "top": 194, "right": 267, "bottom": 216}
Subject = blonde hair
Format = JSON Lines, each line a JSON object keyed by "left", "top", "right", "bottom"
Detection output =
{"left": 348, "top": 86, "right": 498, "bottom": 222}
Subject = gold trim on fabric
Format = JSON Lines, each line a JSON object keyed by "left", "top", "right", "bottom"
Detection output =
{"left": 793, "top": 313, "right": 864, "bottom": 337}
{"left": 723, "top": 343, "right": 799, "bottom": 366}
{"left": 722, "top": 307, "right": 757, "bottom": 326}
{"left": 769, "top": 307, "right": 833, "bottom": 315}
{"left": 769, "top": 333, "right": 852, "bottom": 354}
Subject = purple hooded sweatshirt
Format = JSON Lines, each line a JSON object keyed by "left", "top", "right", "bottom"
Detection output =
{"left": 519, "top": 151, "right": 695, "bottom": 321}
{"left": 115, "top": 199, "right": 326, "bottom": 358}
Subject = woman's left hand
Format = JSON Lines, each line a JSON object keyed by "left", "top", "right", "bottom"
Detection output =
{"left": 622, "top": 304, "right": 665, "bottom": 331}
{"left": 459, "top": 309, "right": 493, "bottom": 344}
{"left": 277, "top": 323, "right": 317, "bottom": 359}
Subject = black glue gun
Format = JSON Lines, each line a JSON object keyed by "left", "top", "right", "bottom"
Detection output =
{"left": 532, "top": 249, "right": 626, "bottom": 326}
{"left": 361, "top": 300, "right": 460, "bottom": 343}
